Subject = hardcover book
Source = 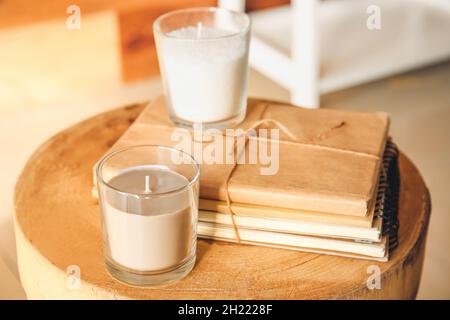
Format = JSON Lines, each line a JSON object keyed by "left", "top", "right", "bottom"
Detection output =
{"left": 96, "top": 96, "right": 390, "bottom": 216}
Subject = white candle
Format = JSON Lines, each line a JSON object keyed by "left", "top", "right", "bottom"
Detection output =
{"left": 102, "top": 166, "right": 194, "bottom": 272}
{"left": 154, "top": 8, "right": 250, "bottom": 128}
{"left": 162, "top": 26, "right": 248, "bottom": 123}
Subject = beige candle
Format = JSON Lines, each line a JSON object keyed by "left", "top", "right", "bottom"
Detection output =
{"left": 97, "top": 145, "right": 199, "bottom": 286}
{"left": 102, "top": 166, "right": 195, "bottom": 272}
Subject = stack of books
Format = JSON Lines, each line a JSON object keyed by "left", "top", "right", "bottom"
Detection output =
{"left": 197, "top": 140, "right": 399, "bottom": 261}
{"left": 94, "top": 97, "right": 400, "bottom": 261}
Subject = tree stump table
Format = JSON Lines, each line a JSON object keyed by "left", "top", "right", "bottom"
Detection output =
{"left": 14, "top": 101, "right": 431, "bottom": 299}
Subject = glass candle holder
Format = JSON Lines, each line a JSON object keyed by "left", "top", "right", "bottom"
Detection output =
{"left": 96, "top": 145, "right": 200, "bottom": 286}
{"left": 154, "top": 7, "right": 251, "bottom": 129}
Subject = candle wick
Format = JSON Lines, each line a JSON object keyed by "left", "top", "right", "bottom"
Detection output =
{"left": 196, "top": 22, "right": 202, "bottom": 39}
{"left": 144, "top": 175, "right": 152, "bottom": 193}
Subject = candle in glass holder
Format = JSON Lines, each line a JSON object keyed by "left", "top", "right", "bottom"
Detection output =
{"left": 154, "top": 7, "right": 251, "bottom": 129}
{"left": 96, "top": 146, "right": 200, "bottom": 286}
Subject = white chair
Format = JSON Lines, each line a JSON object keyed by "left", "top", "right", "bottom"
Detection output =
{"left": 219, "top": 0, "right": 450, "bottom": 108}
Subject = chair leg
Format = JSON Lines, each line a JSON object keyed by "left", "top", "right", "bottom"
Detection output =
{"left": 218, "top": 0, "right": 246, "bottom": 12}
{"left": 291, "top": 81, "right": 320, "bottom": 109}
{"left": 291, "top": 0, "right": 320, "bottom": 108}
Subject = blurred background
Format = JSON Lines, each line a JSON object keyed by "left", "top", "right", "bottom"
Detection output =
{"left": 0, "top": 0, "right": 449, "bottom": 299}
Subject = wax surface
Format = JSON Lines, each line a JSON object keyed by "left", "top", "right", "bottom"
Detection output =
{"left": 102, "top": 166, "right": 195, "bottom": 271}
{"left": 108, "top": 165, "right": 188, "bottom": 198}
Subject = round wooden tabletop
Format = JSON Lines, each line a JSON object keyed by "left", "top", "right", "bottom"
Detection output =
{"left": 14, "top": 102, "right": 431, "bottom": 299}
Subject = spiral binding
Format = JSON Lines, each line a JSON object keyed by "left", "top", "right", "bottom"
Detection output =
{"left": 374, "top": 138, "right": 400, "bottom": 251}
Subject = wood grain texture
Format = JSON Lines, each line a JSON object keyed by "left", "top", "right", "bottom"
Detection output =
{"left": 0, "top": 0, "right": 288, "bottom": 29}
{"left": 118, "top": 0, "right": 216, "bottom": 81}
{"left": 118, "top": 0, "right": 290, "bottom": 81}
{"left": 0, "top": 0, "right": 140, "bottom": 28}
{"left": 245, "top": 0, "right": 290, "bottom": 11}
{"left": 0, "top": 0, "right": 291, "bottom": 82}
{"left": 14, "top": 101, "right": 431, "bottom": 299}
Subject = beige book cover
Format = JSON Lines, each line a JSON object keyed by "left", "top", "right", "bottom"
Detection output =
{"left": 95, "top": 96, "right": 389, "bottom": 216}
{"left": 199, "top": 199, "right": 375, "bottom": 227}
{"left": 198, "top": 210, "right": 382, "bottom": 242}
{"left": 197, "top": 222, "right": 388, "bottom": 260}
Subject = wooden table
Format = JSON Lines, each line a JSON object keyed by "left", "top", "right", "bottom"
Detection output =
{"left": 14, "top": 102, "right": 431, "bottom": 299}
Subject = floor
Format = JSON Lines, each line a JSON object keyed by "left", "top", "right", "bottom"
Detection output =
{"left": 0, "top": 11, "right": 448, "bottom": 299}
